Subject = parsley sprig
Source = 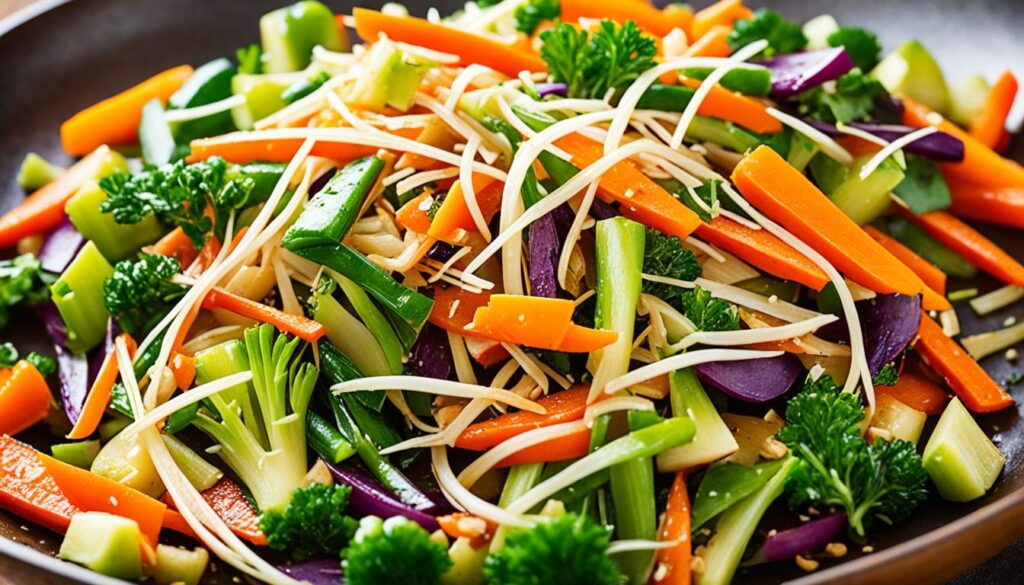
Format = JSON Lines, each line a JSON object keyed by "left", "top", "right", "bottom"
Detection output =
{"left": 540, "top": 19, "right": 656, "bottom": 100}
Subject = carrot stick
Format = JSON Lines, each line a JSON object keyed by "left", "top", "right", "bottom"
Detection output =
{"left": 352, "top": 8, "right": 547, "bottom": 77}
{"left": 680, "top": 79, "right": 783, "bottom": 134}
{"left": 560, "top": 0, "right": 686, "bottom": 36}
{"left": 151, "top": 227, "right": 199, "bottom": 268}
{"left": 896, "top": 207, "right": 1024, "bottom": 288}
{"left": 456, "top": 386, "right": 591, "bottom": 450}
{"left": 731, "top": 146, "right": 925, "bottom": 296}
{"left": 61, "top": 65, "right": 193, "bottom": 156}
{"left": 429, "top": 285, "right": 493, "bottom": 337}
{"left": 903, "top": 97, "right": 1024, "bottom": 189}
{"left": 395, "top": 191, "right": 436, "bottom": 235}
{"left": 690, "top": 0, "right": 752, "bottom": 41}
{"left": 653, "top": 472, "right": 692, "bottom": 585}
{"left": 0, "top": 435, "right": 82, "bottom": 534}
{"left": 186, "top": 134, "right": 381, "bottom": 165}
{"left": 684, "top": 24, "right": 731, "bottom": 58}
{"left": 554, "top": 133, "right": 702, "bottom": 240}
{"left": 863, "top": 226, "right": 951, "bottom": 312}
{"left": 663, "top": 5, "right": 695, "bottom": 37}
{"left": 169, "top": 352, "right": 196, "bottom": 391}
{"left": 161, "top": 508, "right": 196, "bottom": 539}
{"left": 969, "top": 71, "right": 1018, "bottom": 152}
{"left": 163, "top": 478, "right": 267, "bottom": 546}
{"left": 68, "top": 334, "right": 137, "bottom": 440}
{"left": 495, "top": 425, "right": 591, "bottom": 467}
{"left": 472, "top": 295, "right": 617, "bottom": 352}
{"left": 39, "top": 453, "right": 166, "bottom": 548}
{"left": 914, "top": 311, "right": 1013, "bottom": 413}
{"left": 201, "top": 287, "right": 327, "bottom": 343}
{"left": 428, "top": 176, "right": 503, "bottom": 242}
{"left": 875, "top": 371, "right": 950, "bottom": 416}
{"left": 0, "top": 361, "right": 52, "bottom": 437}
{"left": 195, "top": 236, "right": 221, "bottom": 273}
{"left": 946, "top": 176, "right": 1024, "bottom": 230}
{"left": 695, "top": 217, "right": 829, "bottom": 290}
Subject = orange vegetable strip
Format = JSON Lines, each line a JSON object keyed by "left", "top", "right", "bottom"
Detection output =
{"left": 352, "top": 8, "right": 547, "bottom": 77}
{"left": 495, "top": 425, "right": 592, "bottom": 467}
{"left": 690, "top": 0, "right": 752, "bottom": 41}
{"left": 897, "top": 207, "right": 1024, "bottom": 288}
{"left": 875, "top": 371, "right": 950, "bottom": 416}
{"left": 969, "top": 71, "right": 1018, "bottom": 151}
{"left": 946, "top": 176, "right": 1024, "bottom": 230}
{"left": 464, "top": 336, "right": 511, "bottom": 367}
{"left": 556, "top": 324, "right": 622, "bottom": 353}
{"left": 684, "top": 24, "right": 731, "bottom": 58}
{"left": 187, "top": 134, "right": 380, "bottom": 165}
{"left": 152, "top": 227, "right": 199, "bottom": 269}
{"left": 863, "top": 226, "right": 950, "bottom": 312}
{"left": 395, "top": 191, "right": 435, "bottom": 235}
{"left": 680, "top": 79, "right": 783, "bottom": 135}
{"left": 429, "top": 285, "right": 493, "bottom": 338}
{"left": 161, "top": 508, "right": 197, "bottom": 539}
{"left": 456, "top": 386, "right": 591, "bottom": 450}
{"left": 472, "top": 296, "right": 575, "bottom": 350}
{"left": 428, "top": 176, "right": 503, "bottom": 241}
{"left": 169, "top": 353, "right": 197, "bottom": 391}
{"left": 560, "top": 0, "right": 685, "bottom": 36}
{"left": 162, "top": 477, "right": 267, "bottom": 546}
{"left": 39, "top": 453, "right": 166, "bottom": 548}
{"left": 68, "top": 334, "right": 137, "bottom": 440}
{"left": 903, "top": 97, "right": 1024, "bottom": 189}
{"left": 0, "top": 361, "right": 53, "bottom": 437}
{"left": 653, "top": 472, "right": 692, "bottom": 585}
{"left": 195, "top": 236, "right": 222, "bottom": 273}
{"left": 554, "top": 133, "right": 702, "bottom": 239}
{"left": 663, "top": 5, "right": 696, "bottom": 37}
{"left": 914, "top": 311, "right": 1013, "bottom": 413}
{"left": 695, "top": 217, "right": 829, "bottom": 290}
{"left": 202, "top": 287, "right": 327, "bottom": 343}
{"left": 61, "top": 65, "right": 193, "bottom": 156}
{"left": 731, "top": 146, "right": 925, "bottom": 296}
{"left": 0, "top": 435, "right": 82, "bottom": 534}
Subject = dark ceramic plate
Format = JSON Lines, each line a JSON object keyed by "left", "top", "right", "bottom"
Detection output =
{"left": 1, "top": 0, "right": 1022, "bottom": 583}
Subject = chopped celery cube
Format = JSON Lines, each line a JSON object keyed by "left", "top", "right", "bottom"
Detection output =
{"left": 949, "top": 75, "right": 991, "bottom": 127}
{"left": 260, "top": 0, "right": 347, "bottom": 73}
{"left": 50, "top": 440, "right": 101, "bottom": 469}
{"left": 50, "top": 242, "right": 115, "bottom": 354}
{"left": 657, "top": 369, "right": 739, "bottom": 472}
{"left": 230, "top": 74, "right": 290, "bottom": 130}
{"left": 871, "top": 395, "right": 927, "bottom": 445}
{"left": 346, "top": 39, "right": 432, "bottom": 112}
{"left": 17, "top": 152, "right": 62, "bottom": 191}
{"left": 922, "top": 397, "right": 1004, "bottom": 502}
{"left": 59, "top": 512, "right": 143, "bottom": 580}
{"left": 65, "top": 180, "right": 163, "bottom": 261}
{"left": 828, "top": 154, "right": 906, "bottom": 225}
{"left": 148, "top": 544, "right": 209, "bottom": 585}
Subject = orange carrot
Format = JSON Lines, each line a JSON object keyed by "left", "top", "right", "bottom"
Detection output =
{"left": 61, "top": 65, "right": 193, "bottom": 156}
{"left": 195, "top": 235, "right": 222, "bottom": 273}
{"left": 731, "top": 146, "right": 925, "bottom": 296}
{"left": 68, "top": 334, "right": 137, "bottom": 440}
{"left": 428, "top": 176, "right": 504, "bottom": 241}
{"left": 914, "top": 311, "right": 1013, "bottom": 413}
{"left": 472, "top": 295, "right": 618, "bottom": 352}
{"left": 680, "top": 79, "right": 783, "bottom": 134}
{"left": 161, "top": 508, "right": 196, "bottom": 540}
{"left": 195, "top": 478, "right": 267, "bottom": 546}
{"left": 863, "top": 226, "right": 951, "bottom": 312}
{"left": 456, "top": 386, "right": 591, "bottom": 450}
{"left": 187, "top": 134, "right": 381, "bottom": 165}
{"left": 0, "top": 361, "right": 53, "bottom": 437}
{"left": 560, "top": 0, "right": 686, "bottom": 36}
{"left": 690, "top": 0, "right": 752, "bottom": 41}
{"left": 395, "top": 191, "right": 436, "bottom": 235}
{"left": 169, "top": 352, "right": 196, "bottom": 391}
{"left": 897, "top": 208, "right": 1024, "bottom": 288}
{"left": 151, "top": 227, "right": 199, "bottom": 268}
{"left": 352, "top": 8, "right": 547, "bottom": 77}
{"left": 495, "top": 425, "right": 591, "bottom": 467}
{"left": 946, "top": 176, "right": 1024, "bottom": 229}
{"left": 464, "top": 337, "right": 511, "bottom": 368}
{"left": 429, "top": 285, "right": 493, "bottom": 337}
{"left": 875, "top": 371, "right": 950, "bottom": 416}
{"left": 39, "top": 453, "right": 166, "bottom": 548}
{"left": 554, "top": 133, "right": 702, "bottom": 239}
{"left": 652, "top": 472, "right": 692, "bottom": 585}
{"left": 903, "top": 98, "right": 1024, "bottom": 189}
{"left": 437, "top": 513, "right": 495, "bottom": 548}
{"left": 684, "top": 24, "right": 731, "bottom": 58}
{"left": 663, "top": 4, "right": 695, "bottom": 37}
{"left": 695, "top": 217, "right": 829, "bottom": 290}
{"left": 0, "top": 435, "right": 82, "bottom": 534}
{"left": 202, "top": 287, "right": 327, "bottom": 343}
{"left": 172, "top": 301, "right": 203, "bottom": 357}
{"left": 969, "top": 71, "right": 1018, "bottom": 152}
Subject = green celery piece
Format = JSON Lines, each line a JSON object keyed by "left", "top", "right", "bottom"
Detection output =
{"left": 698, "top": 457, "right": 797, "bottom": 585}
{"left": 881, "top": 217, "right": 978, "bottom": 278}
{"left": 163, "top": 434, "right": 222, "bottom": 492}
{"left": 98, "top": 415, "right": 132, "bottom": 442}
{"left": 490, "top": 463, "right": 545, "bottom": 551}
{"left": 691, "top": 460, "right": 785, "bottom": 529}
{"left": 656, "top": 369, "right": 739, "bottom": 473}
{"left": 51, "top": 440, "right": 101, "bottom": 469}
{"left": 65, "top": 180, "right": 163, "bottom": 261}
{"left": 949, "top": 75, "right": 991, "bottom": 127}
{"left": 229, "top": 162, "right": 287, "bottom": 203}
{"left": 787, "top": 132, "right": 820, "bottom": 172}
{"left": 610, "top": 456, "right": 655, "bottom": 584}
{"left": 808, "top": 153, "right": 849, "bottom": 195}
{"left": 139, "top": 99, "right": 182, "bottom": 166}
{"left": 333, "top": 271, "right": 404, "bottom": 375}
{"left": 923, "top": 397, "right": 1005, "bottom": 502}
{"left": 893, "top": 155, "right": 952, "bottom": 215}
{"left": 296, "top": 243, "right": 433, "bottom": 330}
{"left": 51, "top": 242, "right": 115, "bottom": 354}
{"left": 678, "top": 67, "right": 773, "bottom": 96}
{"left": 59, "top": 512, "right": 143, "bottom": 580}
{"left": 318, "top": 339, "right": 385, "bottom": 412}
{"left": 829, "top": 154, "right": 906, "bottom": 225}
{"left": 307, "top": 410, "right": 356, "bottom": 464}
{"left": 734, "top": 276, "right": 801, "bottom": 303}
{"left": 687, "top": 117, "right": 762, "bottom": 152}
{"left": 872, "top": 40, "right": 951, "bottom": 114}
{"left": 282, "top": 156, "right": 385, "bottom": 250}
{"left": 230, "top": 74, "right": 290, "bottom": 130}
{"left": 194, "top": 339, "right": 265, "bottom": 446}
{"left": 260, "top": 0, "right": 347, "bottom": 73}
{"left": 17, "top": 153, "right": 62, "bottom": 191}
{"left": 150, "top": 544, "right": 209, "bottom": 585}
{"left": 169, "top": 58, "right": 237, "bottom": 141}
{"left": 312, "top": 286, "right": 392, "bottom": 406}
{"left": 346, "top": 40, "right": 433, "bottom": 111}
{"left": 636, "top": 84, "right": 697, "bottom": 112}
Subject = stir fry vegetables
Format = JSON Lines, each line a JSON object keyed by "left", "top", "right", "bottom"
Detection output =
{"left": 0, "top": 1, "right": 1021, "bottom": 583}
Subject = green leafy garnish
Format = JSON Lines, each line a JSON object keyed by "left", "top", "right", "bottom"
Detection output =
{"left": 0, "top": 343, "right": 18, "bottom": 368}
{"left": 0, "top": 254, "right": 53, "bottom": 331}
{"left": 872, "top": 362, "right": 900, "bottom": 386}
{"left": 426, "top": 193, "right": 445, "bottom": 221}
{"left": 798, "top": 69, "right": 886, "bottom": 124}
{"left": 259, "top": 483, "right": 358, "bottom": 562}
{"left": 727, "top": 9, "right": 807, "bottom": 57}
{"left": 344, "top": 516, "right": 451, "bottom": 585}
{"left": 236, "top": 44, "right": 263, "bottom": 75}
{"left": 681, "top": 286, "right": 740, "bottom": 332}
{"left": 0, "top": 343, "right": 55, "bottom": 375}
{"left": 641, "top": 228, "right": 702, "bottom": 303}
{"left": 777, "top": 374, "right": 929, "bottom": 539}
{"left": 828, "top": 27, "right": 883, "bottom": 71}
{"left": 893, "top": 155, "right": 952, "bottom": 215}
{"left": 103, "top": 254, "right": 187, "bottom": 337}
{"left": 540, "top": 19, "right": 656, "bottom": 99}
{"left": 514, "top": 0, "right": 560, "bottom": 35}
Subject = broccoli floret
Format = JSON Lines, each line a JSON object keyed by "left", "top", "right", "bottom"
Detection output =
{"left": 103, "top": 254, "right": 187, "bottom": 336}
{"left": 777, "top": 375, "right": 928, "bottom": 539}
{"left": 828, "top": 26, "right": 882, "bottom": 71}
{"left": 514, "top": 0, "right": 560, "bottom": 35}
{"left": 259, "top": 483, "right": 358, "bottom": 561}
{"left": 681, "top": 286, "right": 739, "bottom": 332}
{"left": 483, "top": 513, "right": 622, "bottom": 585}
{"left": 641, "top": 227, "right": 701, "bottom": 300}
{"left": 727, "top": 9, "right": 807, "bottom": 57}
{"left": 872, "top": 362, "right": 900, "bottom": 386}
{"left": 0, "top": 253, "right": 53, "bottom": 331}
{"left": 193, "top": 324, "right": 319, "bottom": 513}
{"left": 343, "top": 516, "right": 452, "bottom": 585}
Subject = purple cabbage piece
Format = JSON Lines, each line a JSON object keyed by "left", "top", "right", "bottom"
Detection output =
{"left": 749, "top": 513, "right": 846, "bottom": 564}
{"left": 36, "top": 303, "right": 99, "bottom": 425}
{"left": 812, "top": 294, "right": 921, "bottom": 376}
{"left": 536, "top": 82, "right": 569, "bottom": 98}
{"left": 695, "top": 353, "right": 804, "bottom": 403}
{"left": 310, "top": 167, "right": 338, "bottom": 196}
{"left": 805, "top": 120, "right": 965, "bottom": 162}
{"left": 527, "top": 204, "right": 575, "bottom": 298}
{"left": 589, "top": 198, "right": 620, "bottom": 220}
{"left": 407, "top": 323, "right": 454, "bottom": 381}
{"left": 279, "top": 558, "right": 344, "bottom": 585}
{"left": 326, "top": 462, "right": 442, "bottom": 531}
{"left": 38, "top": 218, "right": 85, "bottom": 274}
{"left": 425, "top": 241, "right": 459, "bottom": 263}
{"left": 757, "top": 47, "right": 854, "bottom": 99}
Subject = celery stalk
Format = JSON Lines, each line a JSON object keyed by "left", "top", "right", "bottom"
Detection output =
{"left": 490, "top": 463, "right": 544, "bottom": 551}
{"left": 163, "top": 434, "right": 223, "bottom": 492}
{"left": 66, "top": 181, "right": 163, "bottom": 261}
{"left": 50, "top": 242, "right": 115, "bottom": 354}
{"left": 194, "top": 339, "right": 265, "bottom": 446}
{"left": 922, "top": 397, "right": 1005, "bottom": 502}
{"left": 51, "top": 440, "right": 101, "bottom": 469}
{"left": 656, "top": 369, "right": 739, "bottom": 472}
{"left": 333, "top": 272, "right": 404, "bottom": 375}
{"left": 17, "top": 152, "right": 62, "bottom": 191}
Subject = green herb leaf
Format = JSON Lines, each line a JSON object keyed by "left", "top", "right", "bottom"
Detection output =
{"left": 236, "top": 44, "right": 263, "bottom": 75}
{"left": 798, "top": 69, "right": 885, "bottom": 124}
{"left": 540, "top": 19, "right": 656, "bottom": 100}
{"left": 828, "top": 27, "right": 883, "bottom": 71}
{"left": 727, "top": 9, "right": 807, "bottom": 57}
{"left": 514, "top": 0, "right": 560, "bottom": 35}
{"left": 0, "top": 254, "right": 53, "bottom": 331}
{"left": 103, "top": 254, "right": 187, "bottom": 336}
{"left": 893, "top": 155, "right": 952, "bottom": 215}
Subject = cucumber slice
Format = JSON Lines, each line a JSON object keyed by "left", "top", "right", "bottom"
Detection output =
{"left": 230, "top": 74, "right": 290, "bottom": 130}
{"left": 949, "top": 75, "right": 992, "bottom": 127}
{"left": 873, "top": 40, "right": 951, "bottom": 114}
{"left": 59, "top": 512, "right": 143, "bottom": 580}
{"left": 148, "top": 544, "right": 209, "bottom": 585}
{"left": 923, "top": 397, "right": 1005, "bottom": 502}
{"left": 260, "top": 0, "right": 347, "bottom": 73}
{"left": 169, "top": 58, "right": 237, "bottom": 141}
{"left": 139, "top": 98, "right": 180, "bottom": 166}
{"left": 50, "top": 440, "right": 101, "bottom": 469}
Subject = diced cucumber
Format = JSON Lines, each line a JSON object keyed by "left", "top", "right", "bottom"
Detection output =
{"left": 873, "top": 40, "right": 951, "bottom": 114}
{"left": 871, "top": 396, "right": 927, "bottom": 445}
{"left": 91, "top": 427, "right": 165, "bottom": 498}
{"left": 829, "top": 155, "right": 906, "bottom": 225}
{"left": 228, "top": 162, "right": 288, "bottom": 203}
{"left": 922, "top": 397, "right": 1004, "bottom": 502}
{"left": 139, "top": 98, "right": 181, "bottom": 166}
{"left": 307, "top": 410, "right": 356, "bottom": 463}
{"left": 656, "top": 369, "right": 739, "bottom": 471}
{"left": 809, "top": 153, "right": 848, "bottom": 195}
{"left": 65, "top": 180, "right": 163, "bottom": 261}
{"left": 148, "top": 544, "right": 209, "bottom": 585}
{"left": 51, "top": 440, "right": 101, "bottom": 469}
{"left": 50, "top": 242, "right": 115, "bottom": 354}
{"left": 346, "top": 39, "right": 432, "bottom": 111}
{"left": 16, "top": 152, "right": 62, "bottom": 191}
{"left": 169, "top": 58, "right": 237, "bottom": 141}
{"left": 230, "top": 74, "right": 290, "bottom": 130}
{"left": 163, "top": 434, "right": 223, "bottom": 492}
{"left": 260, "top": 1, "right": 347, "bottom": 73}
{"left": 803, "top": 14, "right": 839, "bottom": 51}
{"left": 59, "top": 512, "right": 143, "bottom": 580}
{"left": 949, "top": 75, "right": 992, "bottom": 127}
